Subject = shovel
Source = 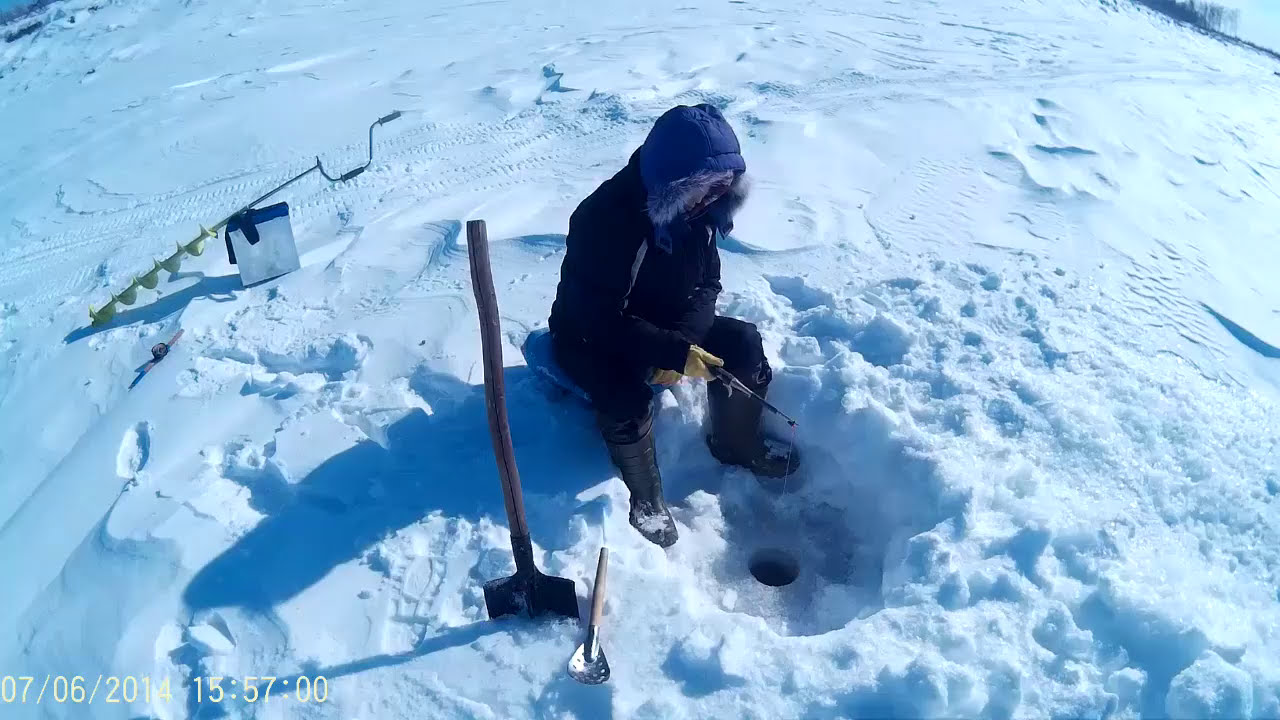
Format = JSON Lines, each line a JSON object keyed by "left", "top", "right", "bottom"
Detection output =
{"left": 467, "top": 219, "right": 580, "bottom": 621}
{"left": 568, "top": 547, "right": 611, "bottom": 684}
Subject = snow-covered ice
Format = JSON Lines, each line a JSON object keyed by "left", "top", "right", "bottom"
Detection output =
{"left": 1, "top": 0, "right": 1279, "bottom": 718}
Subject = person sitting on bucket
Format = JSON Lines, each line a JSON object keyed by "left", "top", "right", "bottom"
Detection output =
{"left": 548, "top": 103, "right": 802, "bottom": 548}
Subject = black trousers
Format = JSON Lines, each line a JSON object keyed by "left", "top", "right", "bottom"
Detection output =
{"left": 553, "top": 316, "right": 771, "bottom": 439}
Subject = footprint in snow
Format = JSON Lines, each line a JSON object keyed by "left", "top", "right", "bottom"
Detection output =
{"left": 116, "top": 421, "right": 151, "bottom": 480}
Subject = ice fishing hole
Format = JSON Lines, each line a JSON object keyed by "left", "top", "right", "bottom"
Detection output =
{"left": 749, "top": 548, "right": 799, "bottom": 587}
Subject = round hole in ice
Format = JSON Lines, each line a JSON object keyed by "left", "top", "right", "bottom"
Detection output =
{"left": 748, "top": 548, "right": 799, "bottom": 587}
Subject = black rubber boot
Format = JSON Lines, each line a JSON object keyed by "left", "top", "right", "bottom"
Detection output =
{"left": 706, "top": 371, "right": 801, "bottom": 479}
{"left": 600, "top": 411, "right": 678, "bottom": 548}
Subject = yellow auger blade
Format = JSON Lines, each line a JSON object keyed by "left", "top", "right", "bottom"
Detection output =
{"left": 89, "top": 301, "right": 118, "bottom": 326}
{"left": 160, "top": 248, "right": 184, "bottom": 273}
{"left": 115, "top": 280, "right": 140, "bottom": 306}
{"left": 85, "top": 222, "right": 220, "bottom": 328}
{"left": 136, "top": 262, "right": 161, "bottom": 289}
{"left": 185, "top": 226, "right": 215, "bottom": 257}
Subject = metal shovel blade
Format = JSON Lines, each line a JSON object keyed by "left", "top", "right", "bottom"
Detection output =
{"left": 568, "top": 627, "right": 610, "bottom": 685}
{"left": 483, "top": 565, "right": 580, "bottom": 621}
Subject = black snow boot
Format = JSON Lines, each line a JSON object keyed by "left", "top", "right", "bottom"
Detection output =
{"left": 599, "top": 411, "right": 678, "bottom": 548}
{"left": 706, "top": 370, "right": 801, "bottom": 479}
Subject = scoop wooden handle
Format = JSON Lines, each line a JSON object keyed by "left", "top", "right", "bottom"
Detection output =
{"left": 589, "top": 547, "right": 608, "bottom": 627}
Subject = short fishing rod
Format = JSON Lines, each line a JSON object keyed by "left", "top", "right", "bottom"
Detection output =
{"left": 709, "top": 365, "right": 798, "bottom": 427}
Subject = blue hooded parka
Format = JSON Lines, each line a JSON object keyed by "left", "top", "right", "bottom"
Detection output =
{"left": 548, "top": 104, "right": 748, "bottom": 374}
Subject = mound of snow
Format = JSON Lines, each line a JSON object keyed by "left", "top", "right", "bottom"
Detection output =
{"left": 1166, "top": 651, "right": 1254, "bottom": 720}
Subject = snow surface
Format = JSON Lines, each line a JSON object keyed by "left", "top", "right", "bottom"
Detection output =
{"left": 2, "top": 0, "right": 1279, "bottom": 718}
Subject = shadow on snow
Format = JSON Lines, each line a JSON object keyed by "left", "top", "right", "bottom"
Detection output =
{"left": 181, "top": 366, "right": 611, "bottom": 613}
{"left": 64, "top": 271, "right": 241, "bottom": 344}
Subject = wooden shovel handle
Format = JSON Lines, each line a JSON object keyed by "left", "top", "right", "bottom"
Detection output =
{"left": 589, "top": 547, "right": 608, "bottom": 627}
{"left": 467, "top": 219, "right": 529, "bottom": 539}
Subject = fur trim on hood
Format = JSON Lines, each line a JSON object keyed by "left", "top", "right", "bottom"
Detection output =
{"left": 646, "top": 170, "right": 750, "bottom": 233}
{"left": 637, "top": 104, "right": 747, "bottom": 251}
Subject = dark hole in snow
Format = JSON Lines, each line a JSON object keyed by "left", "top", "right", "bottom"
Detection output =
{"left": 749, "top": 548, "right": 799, "bottom": 587}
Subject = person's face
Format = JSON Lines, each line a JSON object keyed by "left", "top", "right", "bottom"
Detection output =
{"left": 686, "top": 174, "right": 735, "bottom": 220}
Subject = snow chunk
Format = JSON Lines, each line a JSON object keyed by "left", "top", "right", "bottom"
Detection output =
{"left": 1033, "top": 602, "right": 1093, "bottom": 659}
{"left": 1106, "top": 667, "right": 1146, "bottom": 717}
{"left": 187, "top": 622, "right": 235, "bottom": 655}
{"left": 854, "top": 313, "right": 915, "bottom": 367}
{"left": 1165, "top": 651, "right": 1253, "bottom": 720}
{"left": 765, "top": 274, "right": 836, "bottom": 310}
{"left": 782, "top": 336, "right": 824, "bottom": 366}
{"left": 241, "top": 370, "right": 328, "bottom": 398}
{"left": 721, "top": 290, "right": 788, "bottom": 327}
{"left": 257, "top": 333, "right": 369, "bottom": 380}
{"left": 848, "top": 657, "right": 984, "bottom": 718}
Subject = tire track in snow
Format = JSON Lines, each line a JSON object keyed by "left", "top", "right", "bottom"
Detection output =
{"left": 3, "top": 62, "right": 1228, "bottom": 281}
{"left": 0, "top": 103, "right": 635, "bottom": 310}
{"left": 3, "top": 29, "right": 1266, "bottom": 316}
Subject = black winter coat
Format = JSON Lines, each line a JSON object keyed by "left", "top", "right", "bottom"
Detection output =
{"left": 548, "top": 149, "right": 722, "bottom": 373}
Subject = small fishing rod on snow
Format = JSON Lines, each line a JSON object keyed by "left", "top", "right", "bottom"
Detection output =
{"left": 709, "top": 365, "right": 798, "bottom": 427}
{"left": 88, "top": 111, "right": 404, "bottom": 326}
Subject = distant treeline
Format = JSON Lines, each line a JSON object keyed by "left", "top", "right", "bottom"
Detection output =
{"left": 1130, "top": 0, "right": 1280, "bottom": 62}
{"left": 1133, "top": 0, "right": 1240, "bottom": 35}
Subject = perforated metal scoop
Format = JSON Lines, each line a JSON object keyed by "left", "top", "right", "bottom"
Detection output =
{"left": 568, "top": 547, "right": 611, "bottom": 685}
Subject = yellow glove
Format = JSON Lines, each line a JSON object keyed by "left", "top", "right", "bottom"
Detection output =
{"left": 650, "top": 368, "right": 682, "bottom": 386}
{"left": 683, "top": 345, "right": 724, "bottom": 380}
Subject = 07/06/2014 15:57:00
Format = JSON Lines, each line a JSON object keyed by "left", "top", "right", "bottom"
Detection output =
{"left": 195, "top": 675, "right": 330, "bottom": 703}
